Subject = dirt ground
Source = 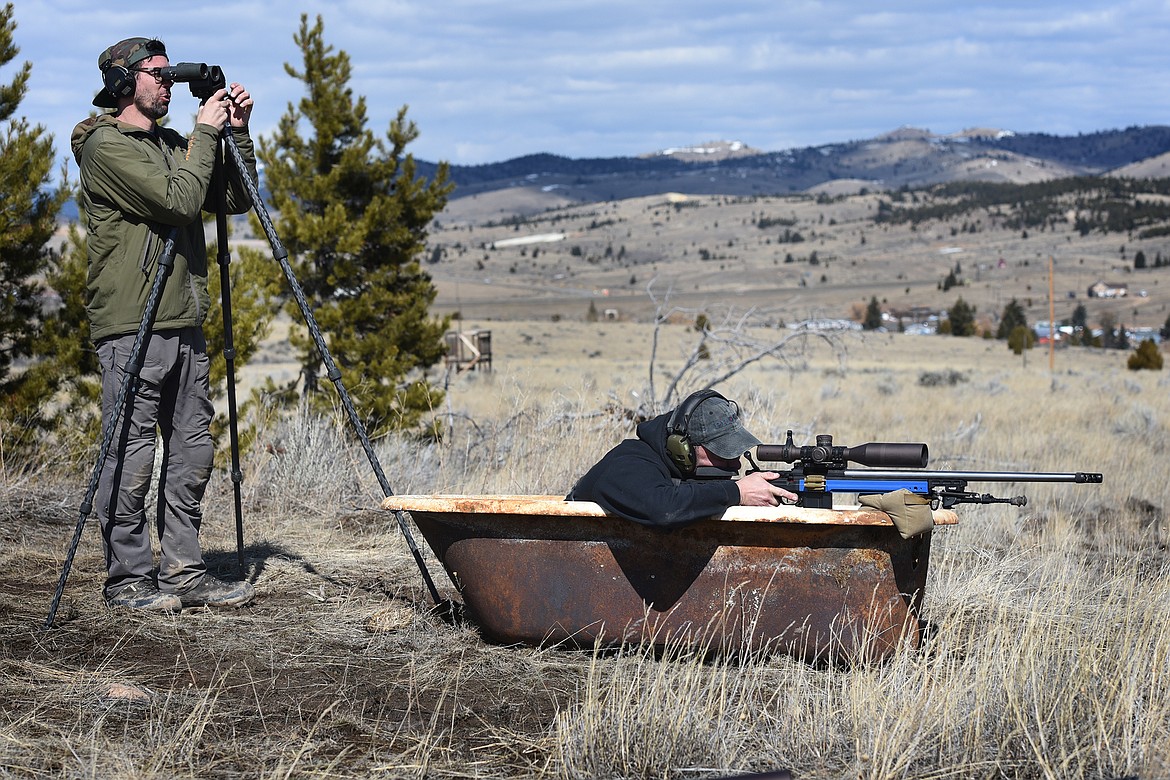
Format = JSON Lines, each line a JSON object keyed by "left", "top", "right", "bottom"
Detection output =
{"left": 0, "top": 478, "right": 588, "bottom": 777}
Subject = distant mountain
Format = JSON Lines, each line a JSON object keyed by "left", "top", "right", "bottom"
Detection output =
{"left": 56, "top": 127, "right": 1170, "bottom": 223}
{"left": 416, "top": 125, "right": 1170, "bottom": 208}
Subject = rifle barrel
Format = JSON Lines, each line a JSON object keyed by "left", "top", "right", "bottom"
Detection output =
{"left": 838, "top": 469, "right": 1103, "bottom": 484}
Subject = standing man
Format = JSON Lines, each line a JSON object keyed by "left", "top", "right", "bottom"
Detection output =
{"left": 71, "top": 37, "right": 258, "bottom": 611}
{"left": 567, "top": 390, "right": 796, "bottom": 527}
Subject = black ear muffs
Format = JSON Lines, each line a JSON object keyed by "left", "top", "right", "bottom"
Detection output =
{"left": 101, "top": 63, "right": 137, "bottom": 103}
{"left": 665, "top": 389, "right": 726, "bottom": 475}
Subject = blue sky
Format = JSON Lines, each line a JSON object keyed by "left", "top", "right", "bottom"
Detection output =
{"left": 8, "top": 0, "right": 1170, "bottom": 179}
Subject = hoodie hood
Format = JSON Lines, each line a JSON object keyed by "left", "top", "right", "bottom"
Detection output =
{"left": 71, "top": 115, "right": 118, "bottom": 164}
{"left": 635, "top": 412, "right": 680, "bottom": 476}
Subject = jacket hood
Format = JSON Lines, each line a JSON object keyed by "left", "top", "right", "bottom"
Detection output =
{"left": 71, "top": 115, "right": 118, "bottom": 163}
{"left": 635, "top": 412, "right": 682, "bottom": 476}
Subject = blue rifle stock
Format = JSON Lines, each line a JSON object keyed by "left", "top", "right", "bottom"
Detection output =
{"left": 697, "top": 430, "right": 1103, "bottom": 510}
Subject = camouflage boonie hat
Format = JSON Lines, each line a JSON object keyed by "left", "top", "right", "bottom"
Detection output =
{"left": 93, "top": 37, "right": 167, "bottom": 108}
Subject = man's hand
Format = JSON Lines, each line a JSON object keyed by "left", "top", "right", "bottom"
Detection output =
{"left": 225, "top": 82, "right": 253, "bottom": 128}
{"left": 736, "top": 472, "right": 798, "bottom": 507}
{"left": 195, "top": 85, "right": 253, "bottom": 132}
{"left": 195, "top": 89, "right": 229, "bottom": 131}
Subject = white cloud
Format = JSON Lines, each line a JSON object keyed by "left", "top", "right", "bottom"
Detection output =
{"left": 9, "top": 0, "right": 1170, "bottom": 181}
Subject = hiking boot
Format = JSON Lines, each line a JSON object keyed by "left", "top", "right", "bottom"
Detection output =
{"left": 105, "top": 581, "right": 182, "bottom": 612}
{"left": 176, "top": 575, "right": 255, "bottom": 608}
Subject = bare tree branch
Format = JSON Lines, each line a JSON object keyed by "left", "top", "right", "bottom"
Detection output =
{"left": 698, "top": 328, "right": 842, "bottom": 388}
{"left": 640, "top": 277, "right": 851, "bottom": 418}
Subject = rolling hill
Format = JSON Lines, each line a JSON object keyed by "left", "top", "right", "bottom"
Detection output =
{"left": 417, "top": 125, "right": 1170, "bottom": 214}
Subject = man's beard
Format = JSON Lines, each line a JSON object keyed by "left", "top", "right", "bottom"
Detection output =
{"left": 136, "top": 93, "right": 170, "bottom": 122}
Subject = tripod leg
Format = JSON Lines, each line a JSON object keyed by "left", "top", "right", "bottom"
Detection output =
{"left": 221, "top": 132, "right": 443, "bottom": 605}
{"left": 212, "top": 133, "right": 247, "bottom": 580}
{"left": 44, "top": 230, "right": 180, "bottom": 629}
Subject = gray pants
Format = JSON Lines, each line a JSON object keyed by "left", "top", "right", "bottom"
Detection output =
{"left": 96, "top": 327, "right": 214, "bottom": 596}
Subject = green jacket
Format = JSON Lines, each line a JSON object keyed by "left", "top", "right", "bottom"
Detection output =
{"left": 70, "top": 115, "right": 258, "bottom": 341}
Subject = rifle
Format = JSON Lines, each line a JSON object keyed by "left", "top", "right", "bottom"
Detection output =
{"left": 697, "top": 430, "right": 1103, "bottom": 510}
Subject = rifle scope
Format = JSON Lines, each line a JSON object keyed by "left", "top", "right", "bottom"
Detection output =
{"left": 756, "top": 432, "right": 929, "bottom": 469}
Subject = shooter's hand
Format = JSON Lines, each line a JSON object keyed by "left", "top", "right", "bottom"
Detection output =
{"left": 736, "top": 472, "right": 798, "bottom": 507}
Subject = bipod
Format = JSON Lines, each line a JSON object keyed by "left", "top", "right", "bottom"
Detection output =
{"left": 44, "top": 230, "right": 180, "bottom": 629}
{"left": 220, "top": 132, "right": 443, "bottom": 606}
{"left": 211, "top": 131, "right": 247, "bottom": 579}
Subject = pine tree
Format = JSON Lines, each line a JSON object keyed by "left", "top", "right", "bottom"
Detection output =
{"left": 204, "top": 239, "right": 284, "bottom": 456}
{"left": 996, "top": 298, "right": 1029, "bottom": 340}
{"left": 1098, "top": 311, "right": 1118, "bottom": 349}
{"left": 1007, "top": 325, "right": 1035, "bottom": 355}
{"left": 1127, "top": 339, "right": 1163, "bottom": 371}
{"left": 947, "top": 298, "right": 977, "bottom": 337}
{"left": 259, "top": 14, "right": 453, "bottom": 436}
{"left": 1071, "top": 303, "right": 1088, "bottom": 330}
{"left": 862, "top": 296, "right": 883, "bottom": 330}
{"left": 202, "top": 219, "right": 285, "bottom": 399}
{"left": 17, "top": 226, "right": 103, "bottom": 459}
{"left": 0, "top": 4, "right": 71, "bottom": 464}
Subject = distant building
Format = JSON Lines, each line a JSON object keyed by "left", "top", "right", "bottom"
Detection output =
{"left": 1033, "top": 321, "right": 1066, "bottom": 345}
{"left": 1087, "top": 281, "right": 1128, "bottom": 299}
{"left": 888, "top": 306, "right": 939, "bottom": 325}
{"left": 787, "top": 318, "right": 862, "bottom": 332}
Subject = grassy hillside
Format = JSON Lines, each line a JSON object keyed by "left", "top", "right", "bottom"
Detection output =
{"left": 426, "top": 184, "right": 1170, "bottom": 344}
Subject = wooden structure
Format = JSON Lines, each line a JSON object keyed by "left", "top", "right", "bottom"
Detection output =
{"left": 444, "top": 329, "right": 492, "bottom": 374}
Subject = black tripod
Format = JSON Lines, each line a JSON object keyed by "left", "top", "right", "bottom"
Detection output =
{"left": 43, "top": 228, "right": 181, "bottom": 629}
{"left": 46, "top": 88, "right": 441, "bottom": 628}
{"left": 43, "top": 121, "right": 250, "bottom": 629}
{"left": 217, "top": 129, "right": 442, "bottom": 606}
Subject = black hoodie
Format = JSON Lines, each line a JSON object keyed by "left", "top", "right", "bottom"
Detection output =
{"left": 567, "top": 412, "right": 741, "bottom": 528}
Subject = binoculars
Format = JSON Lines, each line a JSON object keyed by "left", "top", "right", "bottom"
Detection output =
{"left": 159, "top": 62, "right": 226, "bottom": 101}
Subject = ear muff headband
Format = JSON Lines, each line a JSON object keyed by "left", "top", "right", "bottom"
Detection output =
{"left": 665, "top": 389, "right": 726, "bottom": 475}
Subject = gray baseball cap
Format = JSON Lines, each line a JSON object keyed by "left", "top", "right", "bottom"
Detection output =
{"left": 688, "top": 396, "right": 761, "bottom": 459}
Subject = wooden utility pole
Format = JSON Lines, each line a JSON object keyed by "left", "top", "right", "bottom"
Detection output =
{"left": 1049, "top": 255, "right": 1056, "bottom": 372}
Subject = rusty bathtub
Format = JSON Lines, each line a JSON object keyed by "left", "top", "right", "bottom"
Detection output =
{"left": 380, "top": 495, "right": 957, "bottom": 662}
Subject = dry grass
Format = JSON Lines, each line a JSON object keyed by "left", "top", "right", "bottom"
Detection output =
{"left": 3, "top": 322, "right": 1169, "bottom": 779}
